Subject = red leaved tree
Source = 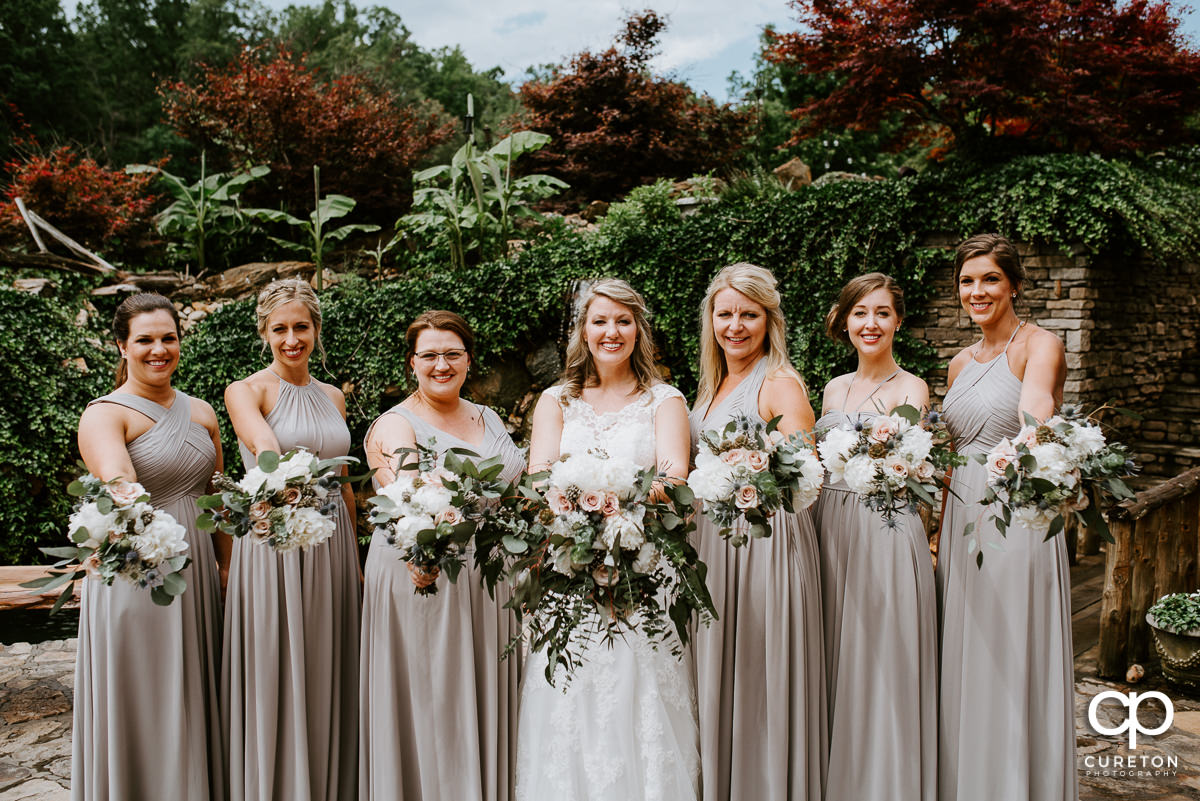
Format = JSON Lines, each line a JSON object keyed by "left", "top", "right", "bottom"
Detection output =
{"left": 766, "top": 0, "right": 1200, "bottom": 159}
{"left": 516, "top": 11, "right": 751, "bottom": 205}
{"left": 161, "top": 46, "right": 455, "bottom": 219}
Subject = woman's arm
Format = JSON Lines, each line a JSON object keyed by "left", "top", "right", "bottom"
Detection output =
{"left": 196, "top": 398, "right": 233, "bottom": 592}
{"left": 225, "top": 379, "right": 281, "bottom": 458}
{"left": 654, "top": 396, "right": 691, "bottom": 481}
{"left": 527, "top": 392, "right": 564, "bottom": 474}
{"left": 1017, "top": 329, "right": 1066, "bottom": 423}
{"left": 364, "top": 413, "right": 418, "bottom": 489}
{"left": 761, "top": 372, "right": 816, "bottom": 438}
{"left": 78, "top": 404, "right": 137, "bottom": 482}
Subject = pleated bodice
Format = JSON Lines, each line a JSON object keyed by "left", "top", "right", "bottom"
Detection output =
{"left": 238, "top": 374, "right": 351, "bottom": 468}
{"left": 689, "top": 356, "right": 769, "bottom": 438}
{"left": 91, "top": 390, "right": 214, "bottom": 505}
{"left": 942, "top": 353, "right": 1023, "bottom": 456}
{"left": 370, "top": 402, "right": 524, "bottom": 487}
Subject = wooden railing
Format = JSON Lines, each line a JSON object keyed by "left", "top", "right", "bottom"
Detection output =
{"left": 1098, "top": 467, "right": 1200, "bottom": 678}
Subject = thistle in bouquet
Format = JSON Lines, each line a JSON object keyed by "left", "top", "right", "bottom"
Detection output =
{"left": 817, "top": 404, "right": 966, "bottom": 527}
{"left": 367, "top": 443, "right": 507, "bottom": 596}
{"left": 688, "top": 414, "right": 825, "bottom": 546}
{"left": 966, "top": 404, "right": 1137, "bottom": 565}
{"left": 197, "top": 448, "right": 362, "bottom": 552}
{"left": 22, "top": 469, "right": 191, "bottom": 613}
{"left": 492, "top": 451, "right": 715, "bottom": 685}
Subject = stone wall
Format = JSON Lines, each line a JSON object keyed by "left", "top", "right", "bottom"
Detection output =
{"left": 906, "top": 237, "right": 1200, "bottom": 481}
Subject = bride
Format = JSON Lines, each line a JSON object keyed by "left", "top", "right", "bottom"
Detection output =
{"left": 515, "top": 278, "right": 699, "bottom": 800}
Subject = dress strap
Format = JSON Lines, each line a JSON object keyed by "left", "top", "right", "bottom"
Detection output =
{"left": 87, "top": 390, "right": 175, "bottom": 421}
{"left": 840, "top": 368, "right": 901, "bottom": 414}
{"left": 1001, "top": 320, "right": 1024, "bottom": 354}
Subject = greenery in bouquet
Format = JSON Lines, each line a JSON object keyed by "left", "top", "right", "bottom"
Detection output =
{"left": 688, "top": 414, "right": 825, "bottom": 546}
{"left": 197, "top": 448, "right": 362, "bottom": 552}
{"left": 22, "top": 471, "right": 191, "bottom": 612}
{"left": 368, "top": 444, "right": 508, "bottom": 596}
{"left": 966, "top": 405, "right": 1137, "bottom": 567}
{"left": 817, "top": 405, "right": 965, "bottom": 527}
{"left": 490, "top": 451, "right": 715, "bottom": 685}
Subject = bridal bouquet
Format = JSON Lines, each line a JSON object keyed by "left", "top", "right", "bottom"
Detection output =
{"left": 817, "top": 405, "right": 964, "bottom": 527}
{"left": 22, "top": 471, "right": 191, "bottom": 612}
{"left": 198, "top": 448, "right": 359, "bottom": 552}
{"left": 688, "top": 414, "right": 824, "bottom": 545}
{"left": 968, "top": 406, "right": 1136, "bottom": 554}
{"left": 492, "top": 451, "right": 714, "bottom": 684}
{"left": 368, "top": 444, "right": 508, "bottom": 596}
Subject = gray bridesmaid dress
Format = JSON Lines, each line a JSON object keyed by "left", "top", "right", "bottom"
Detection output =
{"left": 688, "top": 357, "right": 827, "bottom": 801}
{"left": 223, "top": 373, "right": 361, "bottom": 801}
{"left": 72, "top": 390, "right": 225, "bottom": 801}
{"left": 936, "top": 331, "right": 1078, "bottom": 801}
{"left": 358, "top": 403, "right": 525, "bottom": 801}
{"left": 813, "top": 373, "right": 937, "bottom": 801}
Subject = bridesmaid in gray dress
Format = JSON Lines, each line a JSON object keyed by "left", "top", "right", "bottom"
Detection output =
{"left": 360, "top": 310, "right": 523, "bottom": 801}
{"left": 73, "top": 293, "right": 228, "bottom": 801}
{"left": 937, "top": 234, "right": 1076, "bottom": 801}
{"left": 223, "top": 279, "right": 361, "bottom": 801}
{"left": 813, "top": 273, "right": 937, "bottom": 801}
{"left": 688, "top": 263, "right": 826, "bottom": 801}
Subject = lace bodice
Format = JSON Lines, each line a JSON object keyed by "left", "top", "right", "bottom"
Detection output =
{"left": 547, "top": 383, "right": 684, "bottom": 468}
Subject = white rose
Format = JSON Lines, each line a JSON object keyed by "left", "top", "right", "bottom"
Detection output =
{"left": 898, "top": 427, "right": 933, "bottom": 463}
{"left": 129, "top": 510, "right": 189, "bottom": 564}
{"left": 70, "top": 502, "right": 119, "bottom": 549}
{"left": 1013, "top": 505, "right": 1058, "bottom": 535}
{"left": 842, "top": 454, "right": 878, "bottom": 495}
{"left": 687, "top": 462, "right": 736, "bottom": 503}
{"left": 378, "top": 474, "right": 416, "bottom": 505}
{"left": 1066, "top": 424, "right": 1106, "bottom": 460}
{"left": 390, "top": 513, "right": 433, "bottom": 552}
{"left": 278, "top": 451, "right": 317, "bottom": 482}
{"left": 614, "top": 509, "right": 646, "bottom": 550}
{"left": 550, "top": 544, "right": 577, "bottom": 577}
{"left": 882, "top": 454, "right": 909, "bottom": 489}
{"left": 1029, "top": 442, "right": 1074, "bottom": 487}
{"left": 107, "top": 481, "right": 146, "bottom": 507}
{"left": 818, "top": 427, "right": 859, "bottom": 466}
{"left": 411, "top": 483, "right": 454, "bottom": 516}
{"left": 632, "top": 542, "right": 660, "bottom": 574}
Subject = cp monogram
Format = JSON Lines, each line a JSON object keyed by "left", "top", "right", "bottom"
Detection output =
{"left": 1088, "top": 690, "right": 1174, "bottom": 749}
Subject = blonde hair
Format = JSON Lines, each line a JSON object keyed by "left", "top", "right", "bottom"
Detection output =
{"left": 695, "top": 262, "right": 799, "bottom": 410}
{"left": 255, "top": 278, "right": 326, "bottom": 363}
{"left": 560, "top": 278, "right": 659, "bottom": 399}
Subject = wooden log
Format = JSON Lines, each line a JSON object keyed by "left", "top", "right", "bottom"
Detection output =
{"left": 1129, "top": 508, "right": 1161, "bottom": 663}
{"left": 1155, "top": 499, "right": 1184, "bottom": 601}
{"left": 1098, "top": 517, "right": 1135, "bottom": 678}
{"left": 1186, "top": 491, "right": 1200, "bottom": 592}
{"left": 1111, "top": 467, "right": 1200, "bottom": 522}
{"left": 0, "top": 566, "right": 80, "bottom": 611}
{"left": 0, "top": 249, "right": 110, "bottom": 276}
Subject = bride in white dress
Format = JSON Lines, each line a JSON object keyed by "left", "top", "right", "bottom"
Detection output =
{"left": 515, "top": 278, "right": 700, "bottom": 801}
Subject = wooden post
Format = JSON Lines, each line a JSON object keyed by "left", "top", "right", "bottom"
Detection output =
{"left": 1129, "top": 508, "right": 1161, "bottom": 663}
{"left": 1098, "top": 517, "right": 1135, "bottom": 678}
{"left": 1182, "top": 491, "right": 1200, "bottom": 592}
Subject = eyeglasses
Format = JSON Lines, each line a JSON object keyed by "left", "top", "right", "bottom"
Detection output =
{"left": 415, "top": 349, "right": 468, "bottom": 364}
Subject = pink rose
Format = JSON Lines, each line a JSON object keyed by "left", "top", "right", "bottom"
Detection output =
{"left": 915, "top": 460, "right": 936, "bottom": 481}
{"left": 592, "top": 565, "right": 619, "bottom": 587}
{"left": 987, "top": 439, "right": 1019, "bottom": 480}
{"left": 82, "top": 551, "right": 101, "bottom": 574}
{"left": 107, "top": 481, "right": 145, "bottom": 507}
{"left": 250, "top": 500, "right": 273, "bottom": 521}
{"left": 721, "top": 448, "right": 750, "bottom": 466}
{"left": 886, "top": 458, "right": 909, "bottom": 479}
{"left": 869, "top": 418, "right": 897, "bottom": 444}
{"left": 435, "top": 507, "right": 464, "bottom": 526}
{"left": 1015, "top": 427, "right": 1039, "bottom": 449}
{"left": 579, "top": 490, "right": 605, "bottom": 513}
{"left": 734, "top": 484, "right": 759, "bottom": 510}
{"left": 251, "top": 518, "right": 272, "bottom": 537}
{"left": 745, "top": 450, "right": 770, "bottom": 473}
{"left": 425, "top": 467, "right": 456, "bottom": 488}
{"left": 545, "top": 486, "right": 573, "bottom": 514}
{"left": 602, "top": 492, "right": 621, "bottom": 517}
{"left": 281, "top": 487, "right": 302, "bottom": 505}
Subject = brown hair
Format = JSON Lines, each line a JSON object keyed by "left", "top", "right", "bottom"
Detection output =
{"left": 405, "top": 310, "right": 476, "bottom": 374}
{"left": 112, "top": 293, "right": 181, "bottom": 388}
{"left": 255, "top": 278, "right": 326, "bottom": 363}
{"left": 954, "top": 233, "right": 1026, "bottom": 294}
{"left": 824, "top": 272, "right": 906, "bottom": 345}
{"left": 561, "top": 278, "right": 659, "bottom": 399}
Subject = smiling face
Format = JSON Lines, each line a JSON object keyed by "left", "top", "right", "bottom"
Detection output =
{"left": 711, "top": 287, "right": 767, "bottom": 363}
{"left": 265, "top": 300, "right": 317, "bottom": 368}
{"left": 847, "top": 286, "right": 900, "bottom": 357}
{"left": 584, "top": 295, "right": 637, "bottom": 369}
{"left": 120, "top": 309, "right": 180, "bottom": 385}
{"left": 958, "top": 254, "right": 1018, "bottom": 326}
{"left": 410, "top": 327, "right": 470, "bottom": 400}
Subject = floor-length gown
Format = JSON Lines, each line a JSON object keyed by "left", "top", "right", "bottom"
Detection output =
{"left": 515, "top": 383, "right": 700, "bottom": 801}
{"left": 813, "top": 375, "right": 937, "bottom": 801}
{"left": 936, "top": 335, "right": 1078, "bottom": 801}
{"left": 72, "top": 390, "right": 226, "bottom": 801}
{"left": 687, "top": 356, "right": 826, "bottom": 801}
{"left": 359, "top": 403, "right": 525, "bottom": 801}
{"left": 223, "top": 373, "right": 361, "bottom": 801}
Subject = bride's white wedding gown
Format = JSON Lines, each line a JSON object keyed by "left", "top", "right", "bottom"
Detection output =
{"left": 515, "top": 383, "right": 700, "bottom": 801}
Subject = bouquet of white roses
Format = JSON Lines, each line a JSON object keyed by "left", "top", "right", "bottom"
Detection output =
{"left": 492, "top": 450, "right": 714, "bottom": 684}
{"left": 198, "top": 448, "right": 360, "bottom": 552}
{"left": 968, "top": 406, "right": 1136, "bottom": 558}
{"left": 688, "top": 414, "right": 824, "bottom": 546}
{"left": 818, "top": 405, "right": 964, "bottom": 527}
{"left": 22, "top": 471, "right": 191, "bottom": 612}
{"left": 368, "top": 444, "right": 508, "bottom": 596}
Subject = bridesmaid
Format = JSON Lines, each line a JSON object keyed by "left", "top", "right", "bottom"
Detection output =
{"left": 360, "top": 310, "right": 524, "bottom": 801}
{"left": 223, "top": 278, "right": 360, "bottom": 801}
{"left": 73, "top": 292, "right": 227, "bottom": 801}
{"left": 689, "top": 263, "right": 826, "bottom": 801}
{"left": 936, "top": 234, "right": 1075, "bottom": 801}
{"left": 813, "top": 273, "right": 937, "bottom": 801}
